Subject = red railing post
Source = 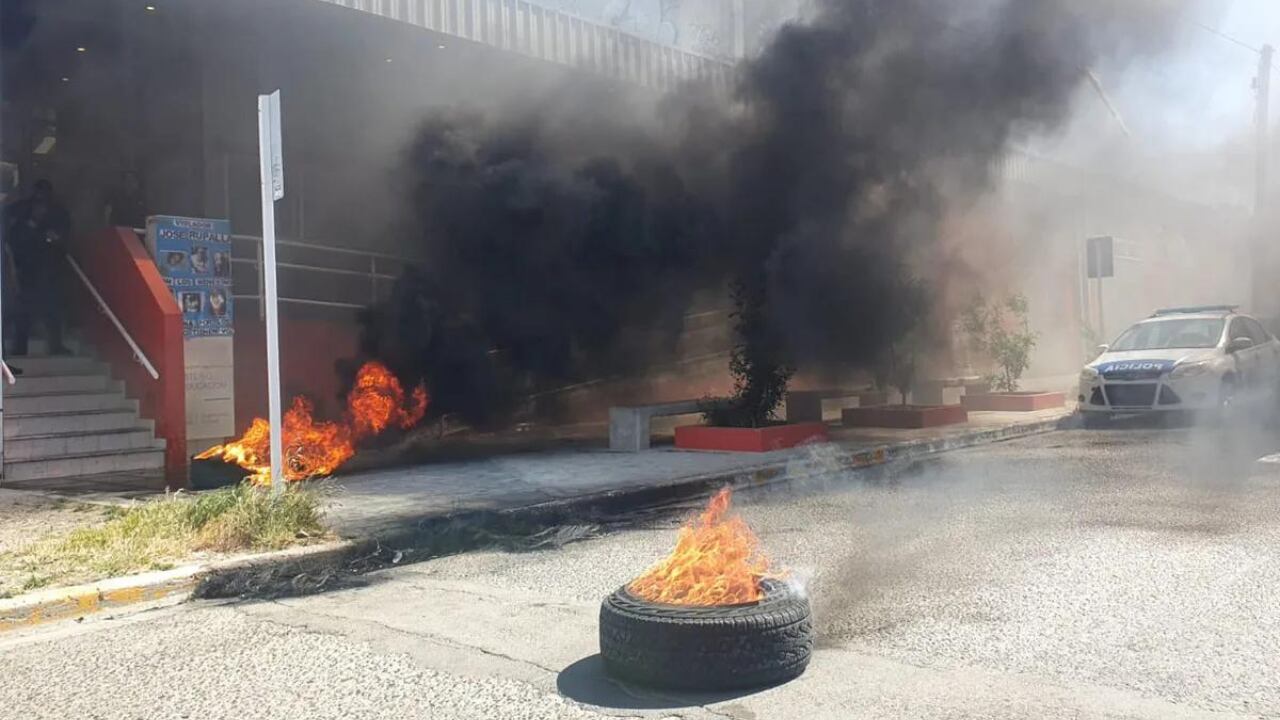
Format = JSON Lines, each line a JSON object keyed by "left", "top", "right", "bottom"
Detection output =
{"left": 70, "top": 227, "right": 188, "bottom": 489}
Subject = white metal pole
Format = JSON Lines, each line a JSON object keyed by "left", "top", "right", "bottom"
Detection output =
{"left": 1256, "top": 44, "right": 1273, "bottom": 218}
{"left": 732, "top": 0, "right": 746, "bottom": 59}
{"left": 257, "top": 93, "right": 285, "bottom": 493}
{"left": 1096, "top": 277, "right": 1105, "bottom": 343}
{"left": 1252, "top": 45, "right": 1273, "bottom": 315}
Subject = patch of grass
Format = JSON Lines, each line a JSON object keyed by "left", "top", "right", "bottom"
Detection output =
{"left": 193, "top": 484, "right": 328, "bottom": 552}
{"left": 21, "top": 574, "right": 52, "bottom": 592}
{"left": 0, "top": 484, "right": 329, "bottom": 596}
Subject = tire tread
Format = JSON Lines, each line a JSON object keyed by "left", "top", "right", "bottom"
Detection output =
{"left": 599, "top": 580, "right": 813, "bottom": 690}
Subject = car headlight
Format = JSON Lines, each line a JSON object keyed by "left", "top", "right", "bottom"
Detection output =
{"left": 1080, "top": 367, "right": 1100, "bottom": 382}
{"left": 1170, "top": 361, "right": 1211, "bottom": 379}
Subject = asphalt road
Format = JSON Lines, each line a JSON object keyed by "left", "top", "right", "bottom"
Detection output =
{"left": 4, "top": 426, "right": 1280, "bottom": 719}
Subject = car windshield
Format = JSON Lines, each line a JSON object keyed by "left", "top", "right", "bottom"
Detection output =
{"left": 1109, "top": 318, "right": 1224, "bottom": 351}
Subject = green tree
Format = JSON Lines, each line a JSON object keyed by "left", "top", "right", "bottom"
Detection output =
{"left": 884, "top": 331, "right": 922, "bottom": 406}
{"left": 961, "top": 292, "right": 1039, "bottom": 393}
{"left": 703, "top": 279, "right": 795, "bottom": 428}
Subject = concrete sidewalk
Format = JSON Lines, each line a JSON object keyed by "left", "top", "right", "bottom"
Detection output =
{"left": 325, "top": 407, "right": 1074, "bottom": 537}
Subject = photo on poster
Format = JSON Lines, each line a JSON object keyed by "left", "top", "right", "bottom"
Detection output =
{"left": 209, "top": 288, "right": 230, "bottom": 318}
{"left": 214, "top": 251, "right": 231, "bottom": 277}
{"left": 181, "top": 291, "right": 204, "bottom": 314}
{"left": 190, "top": 245, "right": 211, "bottom": 274}
{"left": 165, "top": 251, "right": 188, "bottom": 270}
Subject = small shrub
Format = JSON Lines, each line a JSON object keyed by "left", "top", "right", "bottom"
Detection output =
{"left": 875, "top": 278, "right": 929, "bottom": 406}
{"left": 703, "top": 279, "right": 794, "bottom": 428}
{"left": 962, "top": 292, "right": 1040, "bottom": 392}
{"left": 884, "top": 331, "right": 923, "bottom": 406}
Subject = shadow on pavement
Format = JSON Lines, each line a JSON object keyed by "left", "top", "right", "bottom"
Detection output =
{"left": 556, "top": 654, "right": 780, "bottom": 711}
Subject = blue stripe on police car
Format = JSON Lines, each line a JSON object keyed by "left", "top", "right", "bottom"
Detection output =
{"left": 1097, "top": 360, "right": 1176, "bottom": 375}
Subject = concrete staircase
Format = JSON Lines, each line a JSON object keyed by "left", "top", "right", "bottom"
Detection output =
{"left": 2, "top": 341, "right": 165, "bottom": 484}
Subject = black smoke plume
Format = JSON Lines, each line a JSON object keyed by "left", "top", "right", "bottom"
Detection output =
{"left": 362, "top": 0, "right": 1193, "bottom": 427}
{"left": 360, "top": 104, "right": 721, "bottom": 426}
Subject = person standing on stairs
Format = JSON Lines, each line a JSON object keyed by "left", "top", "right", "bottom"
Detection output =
{"left": 2, "top": 237, "right": 22, "bottom": 376}
{"left": 3, "top": 179, "right": 71, "bottom": 356}
{"left": 103, "top": 170, "right": 147, "bottom": 230}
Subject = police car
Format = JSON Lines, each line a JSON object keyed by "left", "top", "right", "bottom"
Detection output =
{"left": 1078, "top": 306, "right": 1280, "bottom": 426}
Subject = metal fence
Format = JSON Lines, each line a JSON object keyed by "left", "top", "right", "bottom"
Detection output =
{"left": 229, "top": 234, "right": 409, "bottom": 316}
{"left": 133, "top": 228, "right": 409, "bottom": 316}
{"left": 316, "top": 0, "right": 734, "bottom": 94}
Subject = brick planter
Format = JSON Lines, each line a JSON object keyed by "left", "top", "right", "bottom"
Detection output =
{"left": 674, "top": 423, "right": 830, "bottom": 453}
{"left": 961, "top": 391, "right": 1066, "bottom": 412}
{"left": 842, "top": 405, "right": 968, "bottom": 429}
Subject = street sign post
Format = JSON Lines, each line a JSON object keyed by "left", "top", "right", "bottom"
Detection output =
{"left": 1086, "top": 236, "right": 1114, "bottom": 341}
{"left": 1086, "top": 236, "right": 1114, "bottom": 279}
{"left": 258, "top": 90, "right": 285, "bottom": 493}
{"left": 267, "top": 91, "right": 284, "bottom": 202}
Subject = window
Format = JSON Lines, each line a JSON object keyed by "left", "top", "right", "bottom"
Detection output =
{"left": 1242, "top": 318, "right": 1272, "bottom": 345}
{"left": 1227, "top": 318, "right": 1252, "bottom": 344}
{"left": 1110, "top": 318, "right": 1225, "bottom": 351}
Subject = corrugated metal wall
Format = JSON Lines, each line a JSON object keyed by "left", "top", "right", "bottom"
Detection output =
{"left": 315, "top": 0, "right": 734, "bottom": 94}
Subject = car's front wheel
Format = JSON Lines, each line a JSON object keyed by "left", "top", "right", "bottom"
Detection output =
{"left": 1212, "top": 377, "right": 1237, "bottom": 426}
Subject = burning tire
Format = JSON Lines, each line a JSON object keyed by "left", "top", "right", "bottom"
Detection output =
{"left": 599, "top": 578, "right": 813, "bottom": 691}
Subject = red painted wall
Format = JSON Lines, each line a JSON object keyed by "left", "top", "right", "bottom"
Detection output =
{"left": 231, "top": 315, "right": 360, "bottom": 434}
{"left": 70, "top": 228, "right": 187, "bottom": 489}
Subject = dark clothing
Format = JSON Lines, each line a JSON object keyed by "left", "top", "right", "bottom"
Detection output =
{"left": 2, "top": 242, "right": 17, "bottom": 354}
{"left": 106, "top": 190, "right": 146, "bottom": 229}
{"left": 3, "top": 197, "right": 69, "bottom": 355}
{"left": 10, "top": 258, "right": 64, "bottom": 355}
{"left": 5, "top": 196, "right": 69, "bottom": 268}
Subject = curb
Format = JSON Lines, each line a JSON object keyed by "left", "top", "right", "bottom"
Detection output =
{"left": 0, "top": 565, "right": 204, "bottom": 633}
{"left": 0, "top": 542, "right": 363, "bottom": 635}
{"left": 2, "top": 412, "right": 1071, "bottom": 634}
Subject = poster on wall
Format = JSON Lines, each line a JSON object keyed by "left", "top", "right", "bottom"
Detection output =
{"left": 148, "top": 216, "right": 235, "bottom": 337}
{"left": 146, "top": 216, "right": 236, "bottom": 443}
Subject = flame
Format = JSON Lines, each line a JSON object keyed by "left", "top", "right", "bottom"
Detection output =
{"left": 196, "top": 360, "right": 429, "bottom": 485}
{"left": 628, "top": 488, "right": 774, "bottom": 606}
{"left": 348, "top": 361, "right": 429, "bottom": 436}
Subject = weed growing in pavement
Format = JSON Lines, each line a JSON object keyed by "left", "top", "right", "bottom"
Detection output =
{"left": 193, "top": 483, "right": 329, "bottom": 552}
{"left": 0, "top": 484, "right": 329, "bottom": 597}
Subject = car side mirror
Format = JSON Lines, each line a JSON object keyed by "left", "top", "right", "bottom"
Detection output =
{"left": 1228, "top": 337, "right": 1254, "bottom": 353}
{"left": 1096, "top": 344, "right": 1109, "bottom": 354}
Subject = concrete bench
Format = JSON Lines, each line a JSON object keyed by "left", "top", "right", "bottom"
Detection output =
{"left": 911, "top": 376, "right": 986, "bottom": 406}
{"left": 609, "top": 399, "right": 705, "bottom": 452}
{"left": 784, "top": 387, "right": 878, "bottom": 423}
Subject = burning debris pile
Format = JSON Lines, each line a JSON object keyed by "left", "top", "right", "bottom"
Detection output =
{"left": 365, "top": 0, "right": 1193, "bottom": 429}
{"left": 197, "top": 361, "right": 428, "bottom": 485}
{"left": 629, "top": 487, "right": 775, "bottom": 606}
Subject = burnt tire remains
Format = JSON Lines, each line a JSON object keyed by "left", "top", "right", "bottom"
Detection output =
{"left": 598, "top": 579, "right": 813, "bottom": 691}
